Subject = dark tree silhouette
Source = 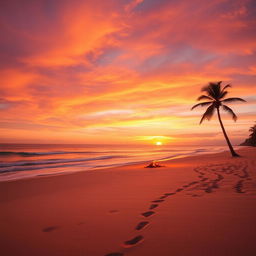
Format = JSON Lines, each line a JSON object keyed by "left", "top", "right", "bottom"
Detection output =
{"left": 249, "top": 122, "right": 256, "bottom": 140}
{"left": 191, "top": 81, "right": 246, "bottom": 157}
{"left": 240, "top": 122, "right": 256, "bottom": 146}
{"left": 248, "top": 122, "right": 256, "bottom": 146}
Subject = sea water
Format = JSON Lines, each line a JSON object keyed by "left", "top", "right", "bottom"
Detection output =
{"left": 0, "top": 144, "right": 241, "bottom": 181}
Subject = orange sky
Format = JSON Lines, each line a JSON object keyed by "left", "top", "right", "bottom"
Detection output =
{"left": 0, "top": 0, "right": 255, "bottom": 145}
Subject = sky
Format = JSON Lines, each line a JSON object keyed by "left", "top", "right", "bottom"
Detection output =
{"left": 0, "top": 0, "right": 256, "bottom": 146}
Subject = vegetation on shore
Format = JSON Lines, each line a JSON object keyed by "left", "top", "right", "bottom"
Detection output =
{"left": 240, "top": 122, "right": 256, "bottom": 147}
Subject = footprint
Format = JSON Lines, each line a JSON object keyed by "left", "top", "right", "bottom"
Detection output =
{"left": 151, "top": 199, "right": 164, "bottom": 203}
{"left": 123, "top": 235, "right": 144, "bottom": 247}
{"left": 212, "top": 182, "right": 219, "bottom": 189}
{"left": 135, "top": 221, "right": 149, "bottom": 230}
{"left": 149, "top": 204, "right": 158, "bottom": 210}
{"left": 42, "top": 226, "right": 59, "bottom": 232}
{"left": 219, "top": 175, "right": 224, "bottom": 180}
{"left": 159, "top": 195, "right": 168, "bottom": 199}
{"left": 141, "top": 211, "right": 155, "bottom": 217}
{"left": 205, "top": 187, "right": 213, "bottom": 193}
{"left": 164, "top": 192, "right": 175, "bottom": 196}
{"left": 234, "top": 180, "right": 245, "bottom": 193}
{"left": 105, "top": 253, "right": 124, "bottom": 256}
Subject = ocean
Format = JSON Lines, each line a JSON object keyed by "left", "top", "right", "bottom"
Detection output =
{"left": 0, "top": 144, "right": 240, "bottom": 182}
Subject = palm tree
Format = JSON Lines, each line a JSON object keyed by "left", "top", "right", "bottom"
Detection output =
{"left": 191, "top": 81, "right": 246, "bottom": 157}
{"left": 249, "top": 122, "right": 256, "bottom": 137}
{"left": 249, "top": 122, "right": 256, "bottom": 146}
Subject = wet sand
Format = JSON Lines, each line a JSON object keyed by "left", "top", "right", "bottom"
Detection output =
{"left": 1, "top": 147, "right": 256, "bottom": 256}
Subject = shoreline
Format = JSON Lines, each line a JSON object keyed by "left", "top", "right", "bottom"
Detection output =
{"left": 1, "top": 146, "right": 255, "bottom": 256}
{"left": 0, "top": 146, "right": 247, "bottom": 183}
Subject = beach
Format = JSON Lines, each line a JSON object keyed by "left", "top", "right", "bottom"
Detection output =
{"left": 1, "top": 147, "right": 256, "bottom": 256}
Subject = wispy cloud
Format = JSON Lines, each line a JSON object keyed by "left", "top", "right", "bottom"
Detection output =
{"left": 0, "top": 0, "right": 255, "bottom": 144}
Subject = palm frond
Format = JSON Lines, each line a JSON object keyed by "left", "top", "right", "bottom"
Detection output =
{"left": 222, "top": 104, "right": 237, "bottom": 121}
{"left": 201, "top": 84, "right": 214, "bottom": 94}
{"left": 197, "top": 95, "right": 213, "bottom": 101}
{"left": 211, "top": 82, "right": 221, "bottom": 97}
{"left": 221, "top": 84, "right": 231, "bottom": 92}
{"left": 222, "top": 97, "right": 246, "bottom": 103}
{"left": 201, "top": 84, "right": 213, "bottom": 96}
{"left": 249, "top": 126, "right": 256, "bottom": 133}
{"left": 199, "top": 104, "right": 215, "bottom": 124}
{"left": 220, "top": 90, "right": 228, "bottom": 99}
{"left": 191, "top": 102, "right": 213, "bottom": 110}
{"left": 201, "top": 82, "right": 222, "bottom": 99}
{"left": 219, "top": 83, "right": 232, "bottom": 99}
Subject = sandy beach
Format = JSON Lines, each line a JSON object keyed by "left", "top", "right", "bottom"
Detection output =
{"left": 1, "top": 147, "right": 256, "bottom": 256}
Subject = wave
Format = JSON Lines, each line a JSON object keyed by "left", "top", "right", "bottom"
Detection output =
{"left": 0, "top": 151, "right": 100, "bottom": 156}
{"left": 0, "top": 159, "right": 149, "bottom": 181}
{"left": 0, "top": 158, "right": 147, "bottom": 175}
{"left": 0, "top": 155, "right": 127, "bottom": 169}
{"left": 0, "top": 162, "right": 86, "bottom": 174}
{"left": 0, "top": 150, "right": 152, "bottom": 156}
{"left": 0, "top": 148, "right": 196, "bottom": 157}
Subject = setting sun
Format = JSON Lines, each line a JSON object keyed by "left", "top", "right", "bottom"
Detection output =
{"left": 156, "top": 141, "right": 162, "bottom": 146}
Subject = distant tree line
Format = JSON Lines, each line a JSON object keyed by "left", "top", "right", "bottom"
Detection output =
{"left": 240, "top": 122, "right": 256, "bottom": 147}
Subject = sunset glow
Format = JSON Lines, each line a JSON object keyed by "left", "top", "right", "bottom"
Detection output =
{"left": 1, "top": 0, "right": 255, "bottom": 145}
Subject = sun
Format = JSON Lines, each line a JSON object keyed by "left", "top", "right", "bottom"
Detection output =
{"left": 156, "top": 141, "right": 162, "bottom": 146}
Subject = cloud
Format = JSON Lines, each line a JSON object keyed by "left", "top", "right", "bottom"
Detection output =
{"left": 0, "top": 0, "right": 255, "bottom": 144}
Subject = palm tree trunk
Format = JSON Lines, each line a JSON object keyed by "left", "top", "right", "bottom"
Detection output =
{"left": 217, "top": 107, "right": 240, "bottom": 157}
